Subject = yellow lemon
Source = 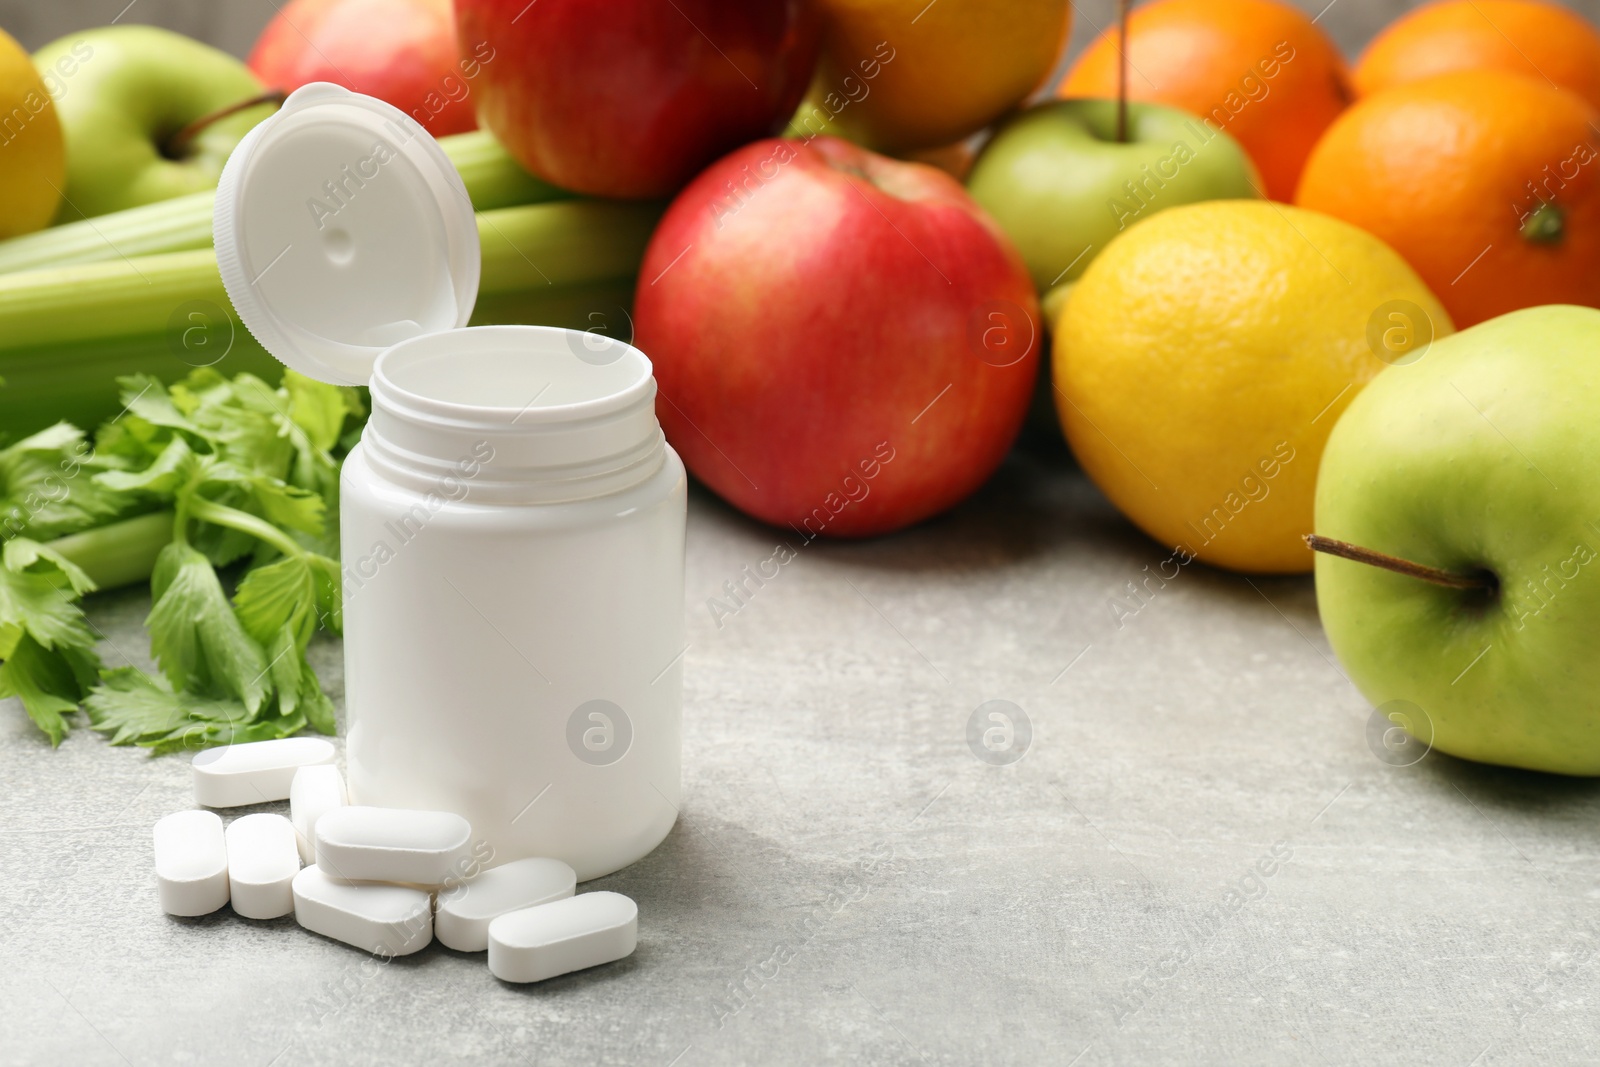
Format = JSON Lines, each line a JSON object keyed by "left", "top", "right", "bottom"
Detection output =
{"left": 794, "top": 0, "right": 1070, "bottom": 153}
{"left": 1052, "top": 200, "right": 1451, "bottom": 574}
{"left": 0, "top": 27, "right": 62, "bottom": 237}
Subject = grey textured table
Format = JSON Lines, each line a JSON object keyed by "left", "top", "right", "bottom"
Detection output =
{"left": 4, "top": 451, "right": 1599, "bottom": 1066}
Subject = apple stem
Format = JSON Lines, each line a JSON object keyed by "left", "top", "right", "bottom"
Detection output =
{"left": 1303, "top": 534, "right": 1497, "bottom": 591}
{"left": 161, "top": 89, "right": 288, "bottom": 161}
{"left": 1115, "top": 0, "right": 1130, "bottom": 143}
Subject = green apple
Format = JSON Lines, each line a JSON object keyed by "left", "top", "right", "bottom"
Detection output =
{"left": 35, "top": 26, "right": 276, "bottom": 221}
{"left": 1313, "top": 304, "right": 1600, "bottom": 776}
{"left": 965, "top": 99, "right": 1262, "bottom": 293}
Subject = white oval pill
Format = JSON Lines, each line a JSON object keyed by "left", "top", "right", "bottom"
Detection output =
{"left": 192, "top": 737, "right": 336, "bottom": 808}
{"left": 487, "top": 891, "right": 638, "bottom": 983}
{"left": 225, "top": 813, "right": 300, "bottom": 920}
{"left": 292, "top": 866, "right": 433, "bottom": 956}
{"left": 290, "top": 764, "right": 347, "bottom": 863}
{"left": 153, "top": 810, "right": 229, "bottom": 917}
{"left": 436, "top": 857, "right": 577, "bottom": 953}
{"left": 314, "top": 806, "right": 472, "bottom": 886}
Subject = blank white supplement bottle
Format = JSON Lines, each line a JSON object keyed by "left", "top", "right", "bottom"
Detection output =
{"left": 214, "top": 84, "right": 685, "bottom": 882}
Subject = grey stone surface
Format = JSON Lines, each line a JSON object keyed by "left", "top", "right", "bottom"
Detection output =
{"left": 4, "top": 453, "right": 1600, "bottom": 1066}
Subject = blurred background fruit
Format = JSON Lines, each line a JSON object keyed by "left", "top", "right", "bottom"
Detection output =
{"left": 0, "top": 25, "right": 61, "bottom": 238}
{"left": 795, "top": 0, "right": 1071, "bottom": 154}
{"left": 966, "top": 99, "right": 1261, "bottom": 293}
{"left": 635, "top": 136, "right": 1039, "bottom": 537}
{"left": 35, "top": 26, "right": 274, "bottom": 221}
{"left": 248, "top": 0, "right": 480, "bottom": 137}
{"left": 1060, "top": 0, "right": 1350, "bottom": 201}
{"left": 455, "top": 0, "right": 819, "bottom": 198}
{"left": 1353, "top": 0, "right": 1600, "bottom": 111}
{"left": 1053, "top": 200, "right": 1451, "bottom": 573}
{"left": 1296, "top": 69, "right": 1600, "bottom": 328}
{"left": 3, "top": 0, "right": 1598, "bottom": 538}
{"left": 902, "top": 140, "right": 978, "bottom": 182}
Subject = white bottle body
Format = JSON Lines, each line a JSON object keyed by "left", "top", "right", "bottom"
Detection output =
{"left": 336, "top": 325, "right": 686, "bottom": 882}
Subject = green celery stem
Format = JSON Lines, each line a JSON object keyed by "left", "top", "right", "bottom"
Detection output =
{"left": 183, "top": 497, "right": 304, "bottom": 560}
{"left": 50, "top": 500, "right": 321, "bottom": 597}
{"left": 0, "top": 200, "right": 662, "bottom": 354}
{"left": 0, "top": 130, "right": 572, "bottom": 274}
{"left": 0, "top": 249, "right": 229, "bottom": 352}
{"left": 476, "top": 200, "right": 664, "bottom": 296}
{"left": 439, "top": 129, "right": 572, "bottom": 214}
{"left": 46, "top": 510, "right": 174, "bottom": 592}
{"left": 0, "top": 193, "right": 217, "bottom": 273}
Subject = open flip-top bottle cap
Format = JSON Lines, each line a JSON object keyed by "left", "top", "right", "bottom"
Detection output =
{"left": 213, "top": 83, "right": 481, "bottom": 387}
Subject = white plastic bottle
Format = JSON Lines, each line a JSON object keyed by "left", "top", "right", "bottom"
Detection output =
{"left": 214, "top": 84, "right": 685, "bottom": 880}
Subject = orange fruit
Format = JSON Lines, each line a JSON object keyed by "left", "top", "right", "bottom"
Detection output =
{"left": 799, "top": 0, "right": 1072, "bottom": 153}
{"left": 1059, "top": 0, "right": 1350, "bottom": 201}
{"left": 1354, "top": 0, "right": 1600, "bottom": 112}
{"left": 1296, "top": 70, "right": 1600, "bottom": 329}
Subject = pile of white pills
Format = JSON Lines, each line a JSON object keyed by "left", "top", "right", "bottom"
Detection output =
{"left": 152, "top": 738, "right": 638, "bottom": 983}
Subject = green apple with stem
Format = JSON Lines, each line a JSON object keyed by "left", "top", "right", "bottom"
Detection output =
{"left": 1310, "top": 304, "right": 1600, "bottom": 776}
{"left": 967, "top": 0, "right": 1257, "bottom": 299}
{"left": 965, "top": 97, "right": 1262, "bottom": 295}
{"left": 34, "top": 26, "right": 281, "bottom": 222}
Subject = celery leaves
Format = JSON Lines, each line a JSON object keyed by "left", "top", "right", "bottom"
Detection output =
{"left": 146, "top": 542, "right": 270, "bottom": 713}
{"left": 0, "top": 367, "right": 365, "bottom": 749}
{"left": 0, "top": 539, "right": 101, "bottom": 745}
{"left": 0, "top": 423, "right": 126, "bottom": 541}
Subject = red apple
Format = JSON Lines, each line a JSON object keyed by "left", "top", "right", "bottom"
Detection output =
{"left": 453, "top": 0, "right": 820, "bottom": 198}
{"left": 249, "top": 0, "right": 483, "bottom": 137}
{"left": 634, "top": 136, "right": 1040, "bottom": 538}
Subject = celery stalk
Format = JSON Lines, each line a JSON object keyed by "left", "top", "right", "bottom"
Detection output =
{"left": 0, "top": 195, "right": 660, "bottom": 436}
{"left": 0, "top": 200, "right": 661, "bottom": 355}
{"left": 0, "top": 333, "right": 281, "bottom": 441}
{"left": 0, "top": 272, "right": 642, "bottom": 439}
{"left": 470, "top": 277, "right": 639, "bottom": 331}
{"left": 0, "top": 250, "right": 230, "bottom": 353}
{"left": 476, "top": 200, "right": 664, "bottom": 295}
{"left": 438, "top": 130, "right": 571, "bottom": 214}
{"left": 0, "top": 130, "right": 570, "bottom": 274}
{"left": 46, "top": 511, "right": 174, "bottom": 592}
{"left": 0, "top": 194, "right": 218, "bottom": 274}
